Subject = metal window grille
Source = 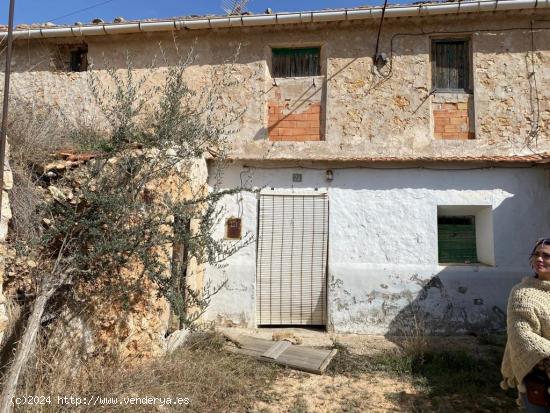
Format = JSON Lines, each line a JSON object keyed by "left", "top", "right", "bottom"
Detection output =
{"left": 438, "top": 216, "right": 478, "bottom": 263}
{"left": 256, "top": 193, "right": 328, "bottom": 326}
{"left": 432, "top": 40, "right": 470, "bottom": 91}
{"left": 272, "top": 47, "right": 321, "bottom": 78}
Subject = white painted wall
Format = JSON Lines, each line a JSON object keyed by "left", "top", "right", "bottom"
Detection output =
{"left": 205, "top": 163, "right": 550, "bottom": 334}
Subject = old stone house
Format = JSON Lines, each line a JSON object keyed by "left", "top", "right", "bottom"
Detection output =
{"left": 2, "top": 0, "right": 550, "bottom": 345}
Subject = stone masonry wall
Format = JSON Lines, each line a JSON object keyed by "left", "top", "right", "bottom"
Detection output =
{"left": 2, "top": 9, "right": 549, "bottom": 160}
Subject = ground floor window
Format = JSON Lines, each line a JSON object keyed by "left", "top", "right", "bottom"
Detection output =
{"left": 437, "top": 215, "right": 478, "bottom": 263}
{"left": 437, "top": 205, "right": 494, "bottom": 266}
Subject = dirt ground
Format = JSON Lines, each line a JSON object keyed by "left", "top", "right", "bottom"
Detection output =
{"left": 218, "top": 326, "right": 482, "bottom": 354}
{"left": 10, "top": 326, "right": 514, "bottom": 413}
{"left": 219, "top": 327, "right": 498, "bottom": 413}
{"left": 254, "top": 370, "right": 419, "bottom": 413}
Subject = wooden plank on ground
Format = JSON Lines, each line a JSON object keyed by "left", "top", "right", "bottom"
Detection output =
{"left": 223, "top": 334, "right": 337, "bottom": 375}
{"left": 262, "top": 340, "right": 292, "bottom": 359}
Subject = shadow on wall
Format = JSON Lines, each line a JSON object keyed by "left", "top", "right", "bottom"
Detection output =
{"left": 381, "top": 192, "right": 543, "bottom": 340}
{"left": 384, "top": 268, "right": 509, "bottom": 339}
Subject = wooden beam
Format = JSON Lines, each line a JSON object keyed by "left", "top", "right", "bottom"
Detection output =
{"left": 224, "top": 334, "right": 337, "bottom": 375}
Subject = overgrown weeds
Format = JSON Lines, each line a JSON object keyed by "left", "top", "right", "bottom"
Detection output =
{"left": 14, "top": 332, "right": 279, "bottom": 413}
{"left": 328, "top": 339, "right": 518, "bottom": 412}
{"left": 9, "top": 333, "right": 520, "bottom": 413}
{"left": 6, "top": 100, "right": 74, "bottom": 243}
{"left": 288, "top": 396, "right": 309, "bottom": 413}
{"left": 476, "top": 332, "right": 507, "bottom": 347}
{"left": 2, "top": 49, "right": 252, "bottom": 410}
{"left": 328, "top": 342, "right": 413, "bottom": 378}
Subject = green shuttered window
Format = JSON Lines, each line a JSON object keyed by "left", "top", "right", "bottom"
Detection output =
{"left": 438, "top": 216, "right": 478, "bottom": 263}
{"left": 272, "top": 47, "right": 321, "bottom": 78}
{"left": 432, "top": 39, "right": 470, "bottom": 91}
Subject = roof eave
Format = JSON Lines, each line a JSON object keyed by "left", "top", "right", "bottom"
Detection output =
{"left": 4, "top": 0, "right": 550, "bottom": 40}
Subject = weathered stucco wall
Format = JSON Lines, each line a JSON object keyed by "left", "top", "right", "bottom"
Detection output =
{"left": 2, "top": 8, "right": 550, "bottom": 338}
{"left": 205, "top": 162, "right": 550, "bottom": 334}
{"left": 2, "top": 8, "right": 549, "bottom": 159}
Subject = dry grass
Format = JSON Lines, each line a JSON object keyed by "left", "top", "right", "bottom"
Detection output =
{"left": 6, "top": 97, "right": 103, "bottom": 243}
{"left": 327, "top": 336, "right": 519, "bottom": 413}
{"left": 7, "top": 100, "right": 73, "bottom": 243}
{"left": 0, "top": 296, "right": 20, "bottom": 346}
{"left": 5, "top": 332, "right": 521, "bottom": 413}
{"left": 11, "top": 332, "right": 280, "bottom": 413}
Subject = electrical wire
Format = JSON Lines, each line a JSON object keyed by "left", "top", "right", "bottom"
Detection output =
{"left": 48, "top": 0, "right": 119, "bottom": 23}
{"left": 384, "top": 25, "right": 550, "bottom": 80}
{"left": 373, "top": 24, "right": 550, "bottom": 155}
{"left": 527, "top": 20, "right": 541, "bottom": 149}
{"left": 374, "top": 0, "right": 389, "bottom": 61}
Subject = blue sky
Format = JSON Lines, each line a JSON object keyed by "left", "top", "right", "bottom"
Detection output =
{"left": 1, "top": 1, "right": 395, "bottom": 25}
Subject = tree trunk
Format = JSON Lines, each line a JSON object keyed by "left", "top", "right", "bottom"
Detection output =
{"left": 0, "top": 291, "right": 52, "bottom": 413}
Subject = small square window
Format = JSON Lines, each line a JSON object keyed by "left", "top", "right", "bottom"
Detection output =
{"left": 225, "top": 218, "right": 242, "bottom": 240}
{"left": 70, "top": 46, "right": 88, "bottom": 72}
{"left": 53, "top": 44, "right": 88, "bottom": 72}
{"left": 272, "top": 47, "right": 320, "bottom": 78}
{"left": 438, "top": 215, "right": 478, "bottom": 263}
{"left": 432, "top": 39, "right": 470, "bottom": 91}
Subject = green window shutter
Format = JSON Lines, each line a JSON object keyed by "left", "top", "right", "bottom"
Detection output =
{"left": 272, "top": 47, "right": 321, "bottom": 77}
{"left": 438, "top": 216, "right": 478, "bottom": 263}
{"left": 432, "top": 40, "right": 470, "bottom": 91}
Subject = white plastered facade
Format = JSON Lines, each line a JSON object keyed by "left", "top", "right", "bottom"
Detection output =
{"left": 205, "top": 163, "right": 550, "bottom": 334}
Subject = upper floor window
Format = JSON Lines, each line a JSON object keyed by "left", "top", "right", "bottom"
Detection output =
{"left": 69, "top": 46, "right": 88, "bottom": 72}
{"left": 53, "top": 44, "right": 88, "bottom": 72}
{"left": 271, "top": 47, "right": 320, "bottom": 78}
{"left": 432, "top": 39, "right": 470, "bottom": 92}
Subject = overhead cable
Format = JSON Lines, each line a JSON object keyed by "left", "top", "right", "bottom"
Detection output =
{"left": 48, "top": 0, "right": 119, "bottom": 23}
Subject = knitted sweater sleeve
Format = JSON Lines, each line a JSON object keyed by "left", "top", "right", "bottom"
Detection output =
{"left": 501, "top": 285, "right": 550, "bottom": 387}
